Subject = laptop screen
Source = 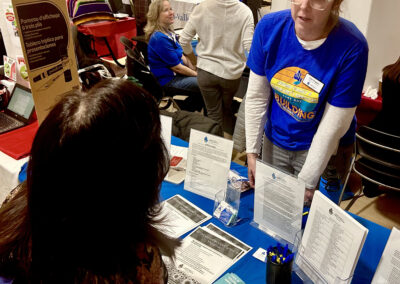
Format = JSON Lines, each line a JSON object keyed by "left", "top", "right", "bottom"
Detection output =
{"left": 7, "top": 86, "right": 34, "bottom": 120}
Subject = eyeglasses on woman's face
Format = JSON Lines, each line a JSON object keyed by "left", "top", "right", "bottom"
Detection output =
{"left": 290, "top": 0, "right": 333, "bottom": 11}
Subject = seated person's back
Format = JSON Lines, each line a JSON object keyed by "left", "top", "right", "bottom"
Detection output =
{"left": 0, "top": 79, "right": 180, "bottom": 283}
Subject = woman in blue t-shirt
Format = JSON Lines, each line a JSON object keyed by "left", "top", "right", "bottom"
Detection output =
{"left": 245, "top": 0, "right": 368, "bottom": 205}
{"left": 144, "top": 0, "right": 204, "bottom": 112}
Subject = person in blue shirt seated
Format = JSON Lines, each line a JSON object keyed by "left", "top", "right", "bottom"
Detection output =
{"left": 144, "top": 0, "right": 205, "bottom": 112}
{"left": 0, "top": 79, "right": 180, "bottom": 283}
{"left": 245, "top": 0, "right": 369, "bottom": 206}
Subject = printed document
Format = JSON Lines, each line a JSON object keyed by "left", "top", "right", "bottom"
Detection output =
{"left": 253, "top": 160, "right": 304, "bottom": 244}
{"left": 165, "top": 225, "right": 251, "bottom": 283}
{"left": 372, "top": 227, "right": 400, "bottom": 284}
{"left": 160, "top": 114, "right": 172, "bottom": 154}
{"left": 171, "top": 144, "right": 188, "bottom": 159}
{"left": 184, "top": 129, "right": 233, "bottom": 199}
{"left": 156, "top": 195, "right": 211, "bottom": 238}
{"left": 164, "top": 145, "right": 188, "bottom": 184}
{"left": 296, "top": 191, "right": 368, "bottom": 284}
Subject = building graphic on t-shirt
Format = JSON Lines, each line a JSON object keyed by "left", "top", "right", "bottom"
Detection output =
{"left": 270, "top": 67, "right": 319, "bottom": 122}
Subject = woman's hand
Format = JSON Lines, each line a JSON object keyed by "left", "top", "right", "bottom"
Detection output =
{"left": 182, "top": 54, "right": 196, "bottom": 71}
{"left": 304, "top": 187, "right": 316, "bottom": 207}
{"left": 170, "top": 63, "right": 197, "bottom": 77}
{"left": 247, "top": 153, "right": 258, "bottom": 188}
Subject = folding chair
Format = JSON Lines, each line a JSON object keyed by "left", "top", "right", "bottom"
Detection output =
{"left": 339, "top": 125, "right": 400, "bottom": 210}
{"left": 120, "top": 36, "right": 177, "bottom": 108}
{"left": 120, "top": 36, "right": 205, "bottom": 112}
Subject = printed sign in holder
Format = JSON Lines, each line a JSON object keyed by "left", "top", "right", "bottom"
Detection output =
{"left": 294, "top": 237, "right": 354, "bottom": 284}
{"left": 12, "top": 0, "right": 79, "bottom": 123}
{"left": 251, "top": 159, "right": 304, "bottom": 246}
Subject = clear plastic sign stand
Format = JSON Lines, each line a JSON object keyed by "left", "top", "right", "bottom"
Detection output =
{"left": 213, "top": 177, "right": 241, "bottom": 227}
{"left": 250, "top": 225, "right": 304, "bottom": 282}
{"left": 250, "top": 220, "right": 296, "bottom": 246}
{"left": 251, "top": 159, "right": 304, "bottom": 245}
{"left": 251, "top": 228, "right": 355, "bottom": 283}
{"left": 291, "top": 227, "right": 354, "bottom": 283}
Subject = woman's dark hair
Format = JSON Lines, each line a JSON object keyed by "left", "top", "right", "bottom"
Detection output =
{"left": 370, "top": 56, "right": 400, "bottom": 135}
{"left": 382, "top": 56, "right": 400, "bottom": 85}
{"left": 0, "top": 79, "right": 179, "bottom": 282}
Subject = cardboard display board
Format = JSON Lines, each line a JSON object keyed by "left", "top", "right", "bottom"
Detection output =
{"left": 12, "top": 0, "right": 79, "bottom": 123}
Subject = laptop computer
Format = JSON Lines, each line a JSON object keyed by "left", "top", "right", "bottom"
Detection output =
{"left": 0, "top": 84, "right": 35, "bottom": 135}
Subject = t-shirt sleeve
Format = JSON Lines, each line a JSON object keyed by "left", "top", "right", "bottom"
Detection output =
{"left": 246, "top": 20, "right": 267, "bottom": 76}
{"left": 328, "top": 41, "right": 369, "bottom": 108}
{"left": 151, "top": 33, "right": 182, "bottom": 67}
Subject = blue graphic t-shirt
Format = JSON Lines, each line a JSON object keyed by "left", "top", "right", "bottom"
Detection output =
{"left": 247, "top": 10, "right": 368, "bottom": 151}
{"left": 148, "top": 31, "right": 183, "bottom": 86}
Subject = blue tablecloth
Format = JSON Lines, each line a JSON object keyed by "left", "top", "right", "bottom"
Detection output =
{"left": 163, "top": 136, "right": 391, "bottom": 283}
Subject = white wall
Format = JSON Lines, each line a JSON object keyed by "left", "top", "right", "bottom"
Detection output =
{"left": 269, "top": 0, "right": 400, "bottom": 90}
{"left": 339, "top": 0, "right": 372, "bottom": 36}
{"left": 271, "top": 0, "right": 289, "bottom": 12}
{"left": 362, "top": 0, "right": 400, "bottom": 90}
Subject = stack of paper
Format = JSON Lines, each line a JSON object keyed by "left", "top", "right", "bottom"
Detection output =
{"left": 165, "top": 223, "right": 252, "bottom": 283}
{"left": 165, "top": 148, "right": 187, "bottom": 184}
{"left": 253, "top": 160, "right": 304, "bottom": 244}
{"left": 184, "top": 129, "right": 233, "bottom": 200}
{"left": 296, "top": 191, "right": 368, "bottom": 284}
{"left": 372, "top": 227, "right": 400, "bottom": 284}
{"left": 156, "top": 195, "right": 211, "bottom": 238}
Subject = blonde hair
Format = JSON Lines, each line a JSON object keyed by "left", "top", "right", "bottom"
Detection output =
{"left": 144, "top": 0, "right": 174, "bottom": 41}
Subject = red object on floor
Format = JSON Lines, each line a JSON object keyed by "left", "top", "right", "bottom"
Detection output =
{"left": 77, "top": 17, "right": 137, "bottom": 61}
{"left": 356, "top": 93, "right": 383, "bottom": 129}
{"left": 0, "top": 120, "right": 39, "bottom": 160}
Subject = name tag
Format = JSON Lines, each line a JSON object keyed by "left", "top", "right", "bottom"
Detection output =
{"left": 303, "top": 73, "right": 324, "bottom": 93}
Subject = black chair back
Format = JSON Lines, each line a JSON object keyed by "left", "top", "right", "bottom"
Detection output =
{"left": 354, "top": 126, "right": 400, "bottom": 191}
{"left": 120, "top": 36, "right": 163, "bottom": 102}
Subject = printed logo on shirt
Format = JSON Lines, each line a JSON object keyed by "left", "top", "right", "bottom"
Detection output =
{"left": 270, "top": 67, "right": 323, "bottom": 122}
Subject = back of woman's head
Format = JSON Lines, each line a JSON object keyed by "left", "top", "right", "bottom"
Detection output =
{"left": 28, "top": 79, "right": 169, "bottom": 281}
{"left": 381, "top": 56, "right": 400, "bottom": 114}
{"left": 382, "top": 56, "right": 400, "bottom": 84}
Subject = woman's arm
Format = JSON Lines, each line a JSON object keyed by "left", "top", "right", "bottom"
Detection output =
{"left": 170, "top": 63, "right": 197, "bottom": 77}
{"left": 299, "top": 37, "right": 368, "bottom": 191}
{"left": 181, "top": 54, "right": 196, "bottom": 71}
{"left": 179, "top": 9, "right": 197, "bottom": 55}
{"left": 245, "top": 70, "right": 271, "bottom": 186}
{"left": 298, "top": 103, "right": 356, "bottom": 189}
{"left": 242, "top": 11, "right": 254, "bottom": 54}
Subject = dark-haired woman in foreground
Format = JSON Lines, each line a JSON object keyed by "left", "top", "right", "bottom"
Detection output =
{"left": 0, "top": 79, "right": 180, "bottom": 283}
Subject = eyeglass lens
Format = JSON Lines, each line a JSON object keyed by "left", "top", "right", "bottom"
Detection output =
{"left": 290, "top": 0, "right": 330, "bottom": 11}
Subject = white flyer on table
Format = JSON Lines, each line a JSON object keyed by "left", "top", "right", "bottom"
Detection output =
{"left": 165, "top": 226, "right": 251, "bottom": 284}
{"left": 164, "top": 145, "right": 188, "bottom": 185}
{"left": 372, "top": 227, "right": 400, "bottom": 284}
{"left": 160, "top": 114, "right": 172, "bottom": 154}
{"left": 253, "top": 160, "right": 304, "bottom": 244}
{"left": 204, "top": 223, "right": 252, "bottom": 254}
{"left": 184, "top": 129, "right": 233, "bottom": 200}
{"left": 171, "top": 144, "right": 188, "bottom": 159}
{"left": 156, "top": 195, "right": 211, "bottom": 238}
{"left": 296, "top": 191, "right": 368, "bottom": 284}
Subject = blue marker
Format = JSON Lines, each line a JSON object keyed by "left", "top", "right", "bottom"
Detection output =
{"left": 284, "top": 244, "right": 288, "bottom": 257}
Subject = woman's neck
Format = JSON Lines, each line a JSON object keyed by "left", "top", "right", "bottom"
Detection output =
{"left": 296, "top": 27, "right": 329, "bottom": 41}
{"left": 159, "top": 23, "right": 171, "bottom": 33}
